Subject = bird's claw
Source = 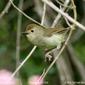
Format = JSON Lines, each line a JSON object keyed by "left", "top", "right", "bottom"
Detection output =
{"left": 45, "top": 52, "right": 53, "bottom": 62}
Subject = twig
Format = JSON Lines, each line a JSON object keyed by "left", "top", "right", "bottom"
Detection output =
{"left": 40, "top": 0, "right": 74, "bottom": 80}
{"left": 41, "top": 3, "right": 46, "bottom": 25}
{"left": 39, "top": 0, "right": 77, "bottom": 81}
{"left": 54, "top": 1, "right": 77, "bottom": 84}
{"left": 37, "top": 2, "right": 47, "bottom": 79}
{"left": 63, "top": 0, "right": 77, "bottom": 29}
{"left": 41, "top": 28, "right": 73, "bottom": 79}
{"left": 71, "top": 0, "right": 77, "bottom": 22}
{"left": 55, "top": 0, "right": 72, "bottom": 9}
{"left": 0, "top": 0, "right": 14, "bottom": 19}
{"left": 51, "top": 0, "right": 70, "bottom": 27}
{"left": 9, "top": 0, "right": 46, "bottom": 28}
{"left": 42, "top": 0, "right": 85, "bottom": 31}
{"left": 16, "top": 0, "right": 23, "bottom": 78}
{"left": 12, "top": 1, "right": 47, "bottom": 77}
{"left": 12, "top": 46, "right": 37, "bottom": 77}
{"left": 41, "top": 0, "right": 77, "bottom": 75}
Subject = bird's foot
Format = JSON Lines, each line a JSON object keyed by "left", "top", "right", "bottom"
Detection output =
{"left": 45, "top": 52, "right": 53, "bottom": 62}
{"left": 57, "top": 44, "right": 61, "bottom": 49}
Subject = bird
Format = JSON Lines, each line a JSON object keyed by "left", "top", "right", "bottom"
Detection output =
{"left": 22, "top": 23, "right": 69, "bottom": 61}
{"left": 23, "top": 23, "right": 68, "bottom": 50}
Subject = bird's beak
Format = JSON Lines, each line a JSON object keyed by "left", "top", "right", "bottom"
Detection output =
{"left": 21, "top": 32, "right": 28, "bottom": 35}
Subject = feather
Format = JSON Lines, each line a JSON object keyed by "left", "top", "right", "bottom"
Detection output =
{"left": 44, "top": 26, "right": 68, "bottom": 37}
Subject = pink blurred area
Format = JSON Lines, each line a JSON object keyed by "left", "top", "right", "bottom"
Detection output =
{"left": 0, "top": 69, "right": 16, "bottom": 85}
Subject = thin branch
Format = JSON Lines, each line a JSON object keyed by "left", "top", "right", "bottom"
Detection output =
{"left": 41, "top": 28, "right": 73, "bottom": 79}
{"left": 12, "top": 46, "right": 37, "bottom": 77}
{"left": 42, "top": 0, "right": 85, "bottom": 31}
{"left": 63, "top": 0, "right": 77, "bottom": 29}
{"left": 71, "top": 0, "right": 77, "bottom": 23}
{"left": 53, "top": 1, "right": 77, "bottom": 84}
{"left": 40, "top": 0, "right": 75, "bottom": 79}
{"left": 12, "top": 1, "right": 46, "bottom": 77}
{"left": 51, "top": 0, "right": 70, "bottom": 27}
{"left": 9, "top": 0, "right": 46, "bottom": 28}
{"left": 0, "top": 0, "right": 13, "bottom": 19}
{"left": 55, "top": 0, "right": 72, "bottom": 9}
{"left": 41, "top": 3, "right": 46, "bottom": 25}
{"left": 16, "top": 0, "right": 23, "bottom": 78}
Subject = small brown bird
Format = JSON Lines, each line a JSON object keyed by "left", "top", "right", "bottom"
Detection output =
{"left": 23, "top": 23, "right": 68, "bottom": 50}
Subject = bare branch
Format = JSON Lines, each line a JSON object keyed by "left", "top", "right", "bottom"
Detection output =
{"left": 9, "top": 0, "right": 46, "bottom": 28}
{"left": 51, "top": 0, "right": 70, "bottom": 27}
{"left": 0, "top": 0, "right": 13, "bottom": 19}
{"left": 15, "top": 0, "right": 23, "bottom": 79}
{"left": 41, "top": 28, "right": 73, "bottom": 79}
{"left": 42, "top": 0, "right": 85, "bottom": 31}
{"left": 41, "top": 3, "right": 46, "bottom": 25}
{"left": 12, "top": 1, "right": 47, "bottom": 77}
{"left": 12, "top": 46, "right": 37, "bottom": 77}
{"left": 55, "top": 0, "right": 72, "bottom": 9}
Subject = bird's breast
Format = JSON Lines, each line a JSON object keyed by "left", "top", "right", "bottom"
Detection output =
{"left": 43, "top": 34, "right": 65, "bottom": 49}
{"left": 27, "top": 34, "right": 65, "bottom": 50}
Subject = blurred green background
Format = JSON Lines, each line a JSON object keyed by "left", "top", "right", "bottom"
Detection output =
{"left": 0, "top": 0, "right": 85, "bottom": 85}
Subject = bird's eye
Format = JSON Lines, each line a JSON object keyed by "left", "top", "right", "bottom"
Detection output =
{"left": 31, "top": 30, "right": 34, "bottom": 32}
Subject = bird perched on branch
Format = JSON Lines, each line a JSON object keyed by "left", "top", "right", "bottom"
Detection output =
{"left": 23, "top": 23, "right": 68, "bottom": 49}
{"left": 23, "top": 23, "right": 69, "bottom": 61}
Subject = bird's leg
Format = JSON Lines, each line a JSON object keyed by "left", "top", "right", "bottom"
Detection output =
{"left": 57, "top": 44, "right": 62, "bottom": 49}
{"left": 45, "top": 49, "right": 54, "bottom": 62}
{"left": 44, "top": 45, "right": 61, "bottom": 62}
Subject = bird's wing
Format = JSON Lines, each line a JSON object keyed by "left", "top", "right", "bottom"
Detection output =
{"left": 45, "top": 26, "right": 67, "bottom": 37}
